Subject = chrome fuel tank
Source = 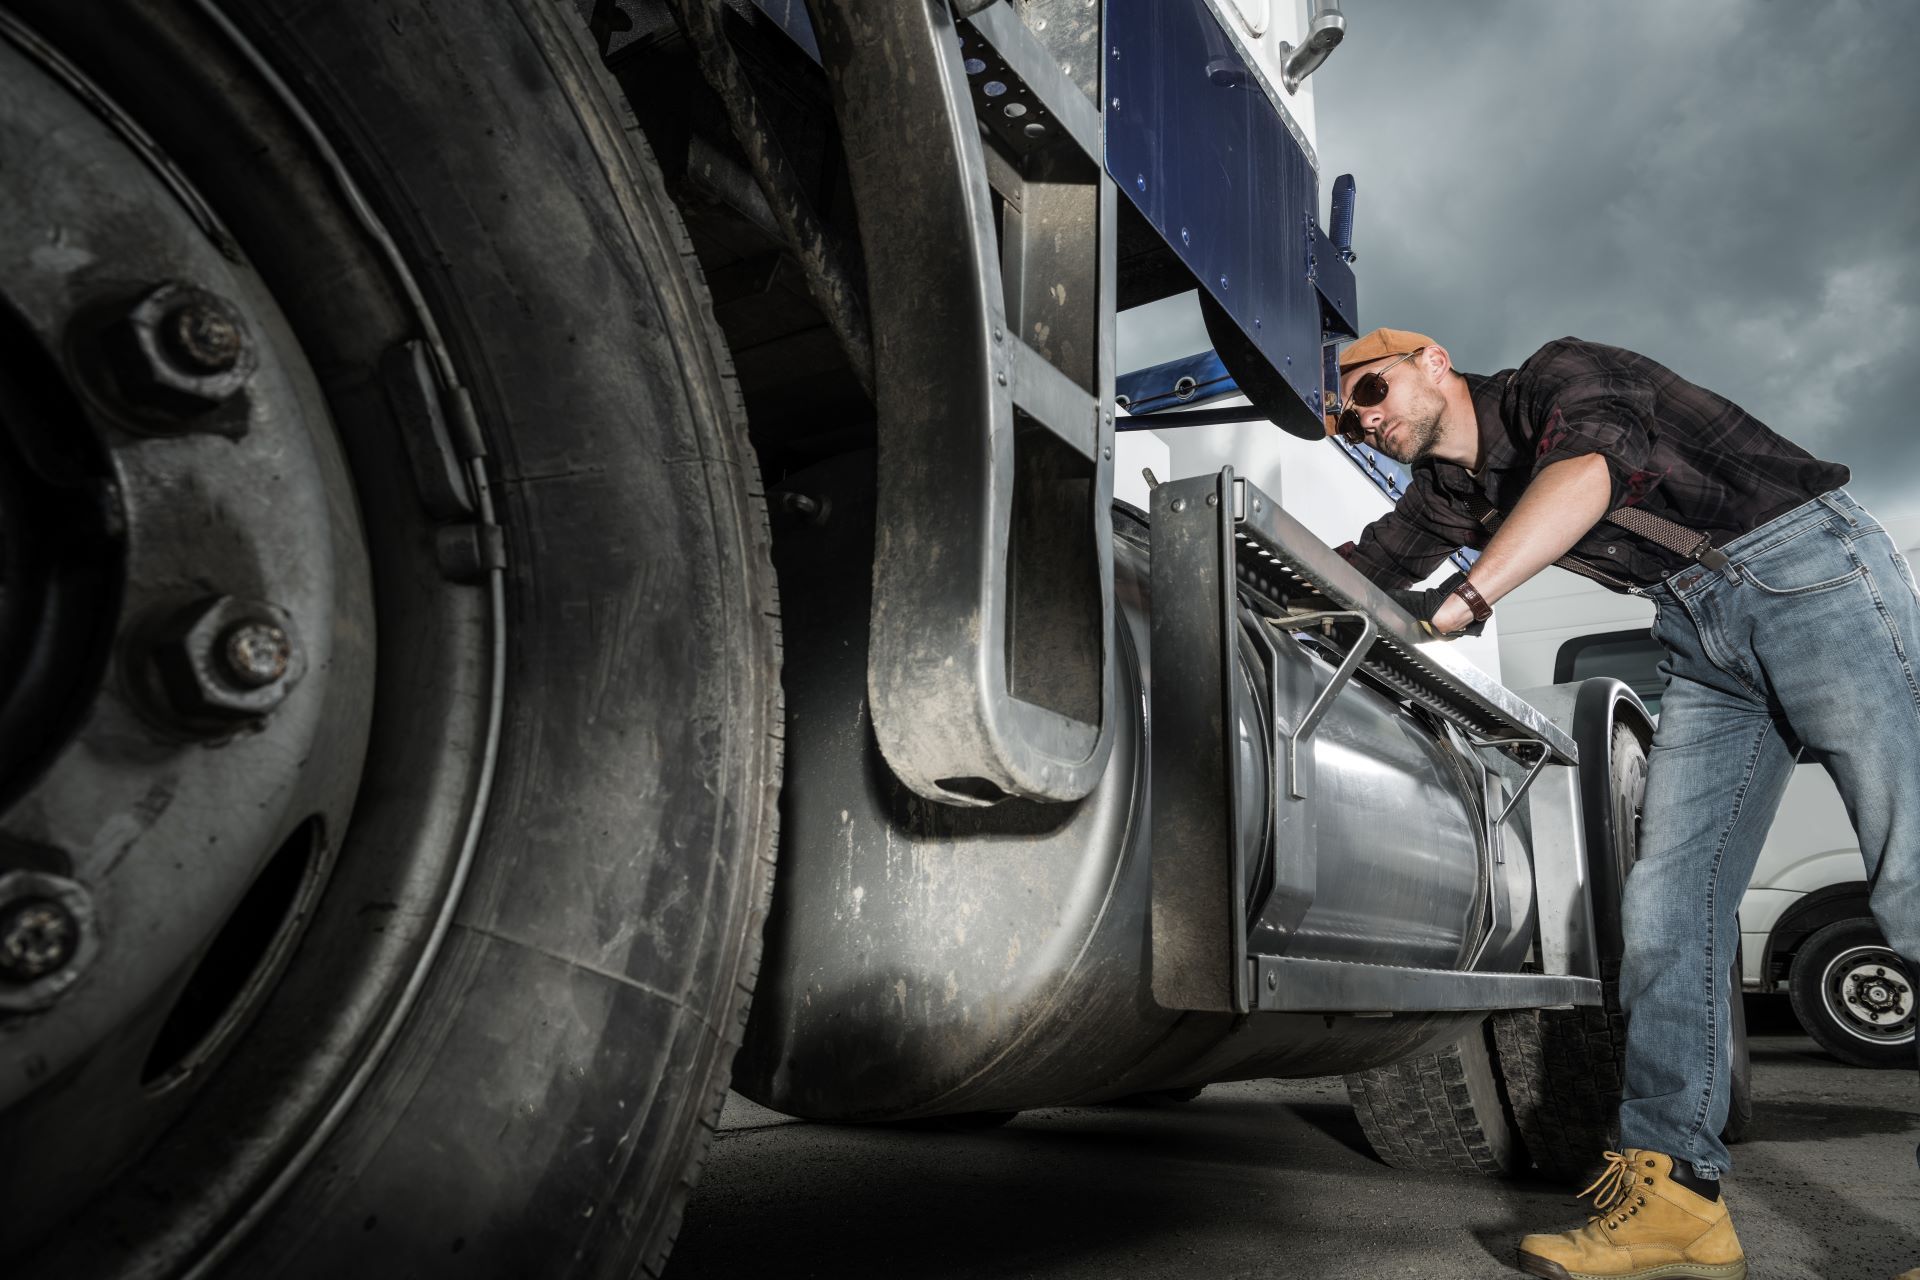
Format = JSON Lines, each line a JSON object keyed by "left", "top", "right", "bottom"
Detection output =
{"left": 734, "top": 458, "right": 1531, "bottom": 1120}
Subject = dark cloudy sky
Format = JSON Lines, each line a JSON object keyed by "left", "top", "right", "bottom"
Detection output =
{"left": 1312, "top": 0, "right": 1920, "bottom": 520}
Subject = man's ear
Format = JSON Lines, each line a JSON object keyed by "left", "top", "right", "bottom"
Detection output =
{"left": 1420, "top": 343, "right": 1454, "bottom": 383}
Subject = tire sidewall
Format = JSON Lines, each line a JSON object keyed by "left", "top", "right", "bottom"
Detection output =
{"left": 6, "top": 3, "right": 780, "bottom": 1275}
{"left": 1790, "top": 918, "right": 1915, "bottom": 1069}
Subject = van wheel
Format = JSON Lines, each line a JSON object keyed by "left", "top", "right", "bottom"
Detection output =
{"left": 1, "top": 3, "right": 779, "bottom": 1277}
{"left": 1789, "top": 918, "right": 1916, "bottom": 1069}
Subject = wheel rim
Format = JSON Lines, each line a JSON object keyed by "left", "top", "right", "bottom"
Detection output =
{"left": 0, "top": 8, "right": 502, "bottom": 1271}
{"left": 1820, "top": 944, "right": 1915, "bottom": 1047}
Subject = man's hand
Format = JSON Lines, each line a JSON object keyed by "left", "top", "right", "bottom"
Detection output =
{"left": 1388, "top": 574, "right": 1485, "bottom": 638}
{"left": 1431, "top": 592, "right": 1476, "bottom": 636}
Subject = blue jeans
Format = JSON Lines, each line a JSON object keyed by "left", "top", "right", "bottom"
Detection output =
{"left": 1619, "top": 489, "right": 1920, "bottom": 1179}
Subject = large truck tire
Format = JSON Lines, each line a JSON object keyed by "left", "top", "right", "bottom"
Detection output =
{"left": 2, "top": 3, "right": 779, "bottom": 1277}
{"left": 1492, "top": 711, "right": 1642, "bottom": 1181}
{"left": 1492, "top": 691, "right": 1751, "bottom": 1179}
{"left": 1345, "top": 1021, "right": 1522, "bottom": 1176}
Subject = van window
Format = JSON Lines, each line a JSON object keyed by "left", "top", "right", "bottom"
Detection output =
{"left": 1554, "top": 629, "right": 1665, "bottom": 715}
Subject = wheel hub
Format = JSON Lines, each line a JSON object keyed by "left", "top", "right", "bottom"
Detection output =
{"left": 1825, "top": 945, "right": 1915, "bottom": 1043}
{"left": 0, "top": 13, "right": 374, "bottom": 1241}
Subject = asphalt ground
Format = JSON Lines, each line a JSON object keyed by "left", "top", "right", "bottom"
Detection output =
{"left": 667, "top": 999, "right": 1919, "bottom": 1280}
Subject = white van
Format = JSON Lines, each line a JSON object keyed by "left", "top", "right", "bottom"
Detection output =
{"left": 1499, "top": 518, "right": 1919, "bottom": 1069}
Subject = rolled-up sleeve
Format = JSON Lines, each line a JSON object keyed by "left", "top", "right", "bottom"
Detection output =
{"left": 1531, "top": 364, "right": 1661, "bottom": 509}
{"left": 1337, "top": 470, "right": 1468, "bottom": 590}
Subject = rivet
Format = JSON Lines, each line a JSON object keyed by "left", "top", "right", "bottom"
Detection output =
{"left": 1135, "top": 174, "right": 1146, "bottom": 193}
{"left": 1102, "top": 446, "right": 1112, "bottom": 460}
{"left": 1110, "top": 96, "right": 1121, "bottom": 111}
{"left": 1171, "top": 497, "right": 1187, "bottom": 513}
{"left": 1205, "top": 493, "right": 1219, "bottom": 507}
{"left": 995, "top": 370, "right": 1007, "bottom": 386}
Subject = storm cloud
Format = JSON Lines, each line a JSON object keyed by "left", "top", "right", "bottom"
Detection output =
{"left": 1313, "top": 0, "right": 1920, "bottom": 518}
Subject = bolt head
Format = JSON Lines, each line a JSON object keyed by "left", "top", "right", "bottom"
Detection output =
{"left": 163, "top": 299, "right": 244, "bottom": 373}
{"left": 1170, "top": 497, "right": 1187, "bottom": 513}
{"left": 223, "top": 621, "right": 292, "bottom": 687}
{"left": 0, "top": 897, "right": 78, "bottom": 983}
{"left": 148, "top": 596, "right": 305, "bottom": 728}
{"left": 100, "top": 282, "right": 255, "bottom": 426}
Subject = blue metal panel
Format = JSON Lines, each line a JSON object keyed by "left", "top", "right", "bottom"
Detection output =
{"left": 1116, "top": 350, "right": 1235, "bottom": 414}
{"left": 1105, "top": 0, "right": 1343, "bottom": 425}
{"left": 749, "top": 0, "right": 822, "bottom": 64}
{"left": 1310, "top": 223, "right": 1358, "bottom": 338}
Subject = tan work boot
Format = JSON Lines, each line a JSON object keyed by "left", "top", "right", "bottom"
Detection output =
{"left": 1517, "top": 1149, "right": 1746, "bottom": 1280}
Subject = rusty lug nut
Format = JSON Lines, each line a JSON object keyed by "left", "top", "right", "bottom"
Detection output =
{"left": 149, "top": 596, "right": 306, "bottom": 728}
{"left": 100, "top": 282, "right": 256, "bottom": 425}
{"left": 222, "top": 620, "right": 292, "bottom": 687}
{"left": 0, "top": 896, "right": 79, "bottom": 984}
{"left": 162, "top": 299, "right": 244, "bottom": 374}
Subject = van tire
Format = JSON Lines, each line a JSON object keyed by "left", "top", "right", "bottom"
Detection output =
{"left": 1788, "top": 918, "right": 1916, "bottom": 1069}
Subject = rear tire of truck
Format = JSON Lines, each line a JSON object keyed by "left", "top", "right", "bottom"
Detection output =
{"left": 5, "top": 3, "right": 779, "bottom": 1277}
{"left": 1492, "top": 702, "right": 1755, "bottom": 1176}
{"left": 1345, "top": 1021, "right": 1522, "bottom": 1176}
{"left": 1492, "top": 713, "right": 1644, "bottom": 1181}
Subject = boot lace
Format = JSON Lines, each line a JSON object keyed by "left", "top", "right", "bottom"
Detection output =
{"left": 1580, "top": 1151, "right": 1650, "bottom": 1230}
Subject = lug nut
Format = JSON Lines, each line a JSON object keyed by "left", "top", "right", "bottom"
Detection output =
{"left": 148, "top": 596, "right": 306, "bottom": 728}
{"left": 222, "top": 620, "right": 292, "bottom": 687}
{"left": 162, "top": 299, "right": 244, "bottom": 374}
{"left": 98, "top": 281, "right": 255, "bottom": 425}
{"left": 0, "top": 897, "right": 78, "bottom": 984}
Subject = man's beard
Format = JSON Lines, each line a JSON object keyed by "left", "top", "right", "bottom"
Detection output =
{"left": 1384, "top": 405, "right": 1442, "bottom": 465}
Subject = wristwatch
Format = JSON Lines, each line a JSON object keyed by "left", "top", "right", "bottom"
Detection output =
{"left": 1450, "top": 579, "right": 1493, "bottom": 622}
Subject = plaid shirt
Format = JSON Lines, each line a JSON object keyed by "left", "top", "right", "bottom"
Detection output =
{"left": 1339, "top": 337, "right": 1850, "bottom": 591}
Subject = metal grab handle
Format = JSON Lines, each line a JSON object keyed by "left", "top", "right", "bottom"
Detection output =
{"left": 1466, "top": 733, "right": 1555, "bottom": 828}
{"left": 1270, "top": 610, "right": 1376, "bottom": 799}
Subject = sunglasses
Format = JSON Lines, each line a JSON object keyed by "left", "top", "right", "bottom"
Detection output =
{"left": 1333, "top": 348, "right": 1420, "bottom": 444}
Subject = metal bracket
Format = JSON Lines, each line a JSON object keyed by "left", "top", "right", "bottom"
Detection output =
{"left": 808, "top": 0, "right": 1117, "bottom": 805}
{"left": 1271, "top": 609, "right": 1373, "bottom": 799}
{"left": 1470, "top": 734, "right": 1555, "bottom": 829}
{"left": 1251, "top": 954, "right": 1601, "bottom": 1014}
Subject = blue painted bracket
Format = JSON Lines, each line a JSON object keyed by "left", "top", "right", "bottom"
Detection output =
{"left": 1116, "top": 350, "right": 1235, "bottom": 414}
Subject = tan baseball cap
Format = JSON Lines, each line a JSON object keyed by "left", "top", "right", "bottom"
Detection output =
{"left": 1325, "top": 327, "right": 1436, "bottom": 435}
